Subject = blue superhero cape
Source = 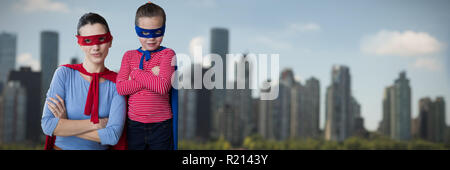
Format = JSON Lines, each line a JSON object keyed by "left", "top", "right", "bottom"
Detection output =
{"left": 170, "top": 81, "right": 178, "bottom": 150}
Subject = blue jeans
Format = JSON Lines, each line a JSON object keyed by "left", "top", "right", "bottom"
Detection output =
{"left": 126, "top": 118, "right": 173, "bottom": 150}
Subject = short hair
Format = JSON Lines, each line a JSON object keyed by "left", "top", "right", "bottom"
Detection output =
{"left": 135, "top": 3, "right": 166, "bottom": 26}
{"left": 77, "top": 13, "right": 110, "bottom": 35}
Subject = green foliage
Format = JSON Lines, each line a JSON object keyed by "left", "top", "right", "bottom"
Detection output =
{"left": 2, "top": 134, "right": 448, "bottom": 150}
{"left": 180, "top": 133, "right": 450, "bottom": 150}
{"left": 179, "top": 136, "right": 232, "bottom": 150}
{"left": 0, "top": 143, "right": 43, "bottom": 150}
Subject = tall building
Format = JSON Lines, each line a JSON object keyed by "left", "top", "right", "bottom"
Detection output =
{"left": 0, "top": 32, "right": 17, "bottom": 90}
{"left": 325, "top": 65, "right": 353, "bottom": 142}
{"left": 0, "top": 81, "right": 27, "bottom": 144}
{"left": 211, "top": 54, "right": 254, "bottom": 145}
{"left": 435, "top": 97, "right": 446, "bottom": 142}
{"left": 178, "top": 65, "right": 197, "bottom": 141}
{"left": 178, "top": 64, "right": 213, "bottom": 142}
{"left": 40, "top": 31, "right": 59, "bottom": 111}
{"left": 274, "top": 69, "right": 295, "bottom": 141}
{"left": 0, "top": 96, "right": 3, "bottom": 142}
{"left": 379, "top": 72, "right": 412, "bottom": 141}
{"left": 9, "top": 67, "right": 42, "bottom": 144}
{"left": 391, "top": 71, "right": 411, "bottom": 141}
{"left": 258, "top": 80, "right": 273, "bottom": 139}
{"left": 291, "top": 79, "right": 321, "bottom": 139}
{"left": 351, "top": 96, "right": 368, "bottom": 138}
{"left": 195, "top": 65, "right": 213, "bottom": 141}
{"left": 210, "top": 28, "right": 230, "bottom": 140}
{"left": 379, "top": 86, "right": 394, "bottom": 136}
{"left": 210, "top": 27, "right": 229, "bottom": 108}
{"left": 229, "top": 56, "right": 253, "bottom": 145}
{"left": 305, "top": 77, "right": 321, "bottom": 138}
{"left": 257, "top": 69, "right": 293, "bottom": 141}
{"left": 411, "top": 117, "right": 420, "bottom": 139}
{"left": 445, "top": 126, "right": 450, "bottom": 144}
{"left": 259, "top": 71, "right": 321, "bottom": 141}
{"left": 210, "top": 28, "right": 229, "bottom": 89}
{"left": 418, "top": 97, "right": 446, "bottom": 143}
{"left": 290, "top": 81, "right": 305, "bottom": 138}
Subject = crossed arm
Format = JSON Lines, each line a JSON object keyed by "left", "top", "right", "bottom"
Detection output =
{"left": 46, "top": 95, "right": 107, "bottom": 142}
{"left": 41, "top": 67, "right": 125, "bottom": 145}
{"left": 116, "top": 50, "right": 176, "bottom": 96}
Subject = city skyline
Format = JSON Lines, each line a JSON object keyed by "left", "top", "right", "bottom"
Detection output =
{"left": 0, "top": 0, "right": 449, "bottom": 131}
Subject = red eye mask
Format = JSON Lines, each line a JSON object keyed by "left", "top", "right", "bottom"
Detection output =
{"left": 76, "top": 32, "right": 113, "bottom": 46}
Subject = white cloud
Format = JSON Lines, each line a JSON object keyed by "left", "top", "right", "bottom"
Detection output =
{"left": 294, "top": 75, "right": 302, "bottom": 83}
{"left": 411, "top": 57, "right": 443, "bottom": 72}
{"left": 189, "top": 36, "right": 205, "bottom": 57}
{"left": 287, "top": 23, "right": 321, "bottom": 33}
{"left": 14, "top": 0, "right": 71, "bottom": 13}
{"left": 361, "top": 30, "right": 444, "bottom": 57}
{"left": 17, "top": 53, "right": 40, "bottom": 71}
{"left": 189, "top": 36, "right": 209, "bottom": 66}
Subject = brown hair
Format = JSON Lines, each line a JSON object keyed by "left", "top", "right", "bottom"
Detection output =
{"left": 135, "top": 3, "right": 166, "bottom": 26}
{"left": 77, "top": 13, "right": 110, "bottom": 35}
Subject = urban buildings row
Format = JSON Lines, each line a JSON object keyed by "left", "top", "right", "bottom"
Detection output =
{"left": 0, "top": 31, "right": 58, "bottom": 145}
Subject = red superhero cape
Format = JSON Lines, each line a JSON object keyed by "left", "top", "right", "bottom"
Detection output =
{"left": 44, "top": 63, "right": 127, "bottom": 150}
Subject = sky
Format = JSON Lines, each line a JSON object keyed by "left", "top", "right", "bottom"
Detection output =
{"left": 0, "top": 0, "right": 449, "bottom": 131}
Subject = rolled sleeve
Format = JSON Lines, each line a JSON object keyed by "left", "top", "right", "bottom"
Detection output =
{"left": 41, "top": 116, "right": 60, "bottom": 136}
{"left": 41, "top": 67, "right": 67, "bottom": 136}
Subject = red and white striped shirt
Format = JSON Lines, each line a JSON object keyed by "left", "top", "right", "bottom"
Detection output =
{"left": 116, "top": 48, "right": 176, "bottom": 123}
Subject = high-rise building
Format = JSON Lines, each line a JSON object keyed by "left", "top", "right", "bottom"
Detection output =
{"left": 0, "top": 32, "right": 17, "bottom": 89}
{"left": 290, "top": 81, "right": 305, "bottom": 138}
{"left": 210, "top": 27, "right": 229, "bottom": 108}
{"left": 228, "top": 55, "right": 253, "bottom": 145}
{"left": 178, "top": 64, "right": 213, "bottom": 142}
{"left": 0, "top": 96, "right": 3, "bottom": 142}
{"left": 259, "top": 72, "right": 321, "bottom": 141}
{"left": 379, "top": 86, "right": 394, "bottom": 136}
{"left": 435, "top": 97, "right": 446, "bottom": 142}
{"left": 274, "top": 69, "right": 295, "bottom": 141}
{"left": 178, "top": 65, "right": 197, "bottom": 141}
{"left": 325, "top": 65, "right": 354, "bottom": 142}
{"left": 258, "top": 80, "right": 273, "bottom": 139}
{"left": 40, "top": 31, "right": 59, "bottom": 111}
{"left": 391, "top": 71, "right": 411, "bottom": 141}
{"left": 291, "top": 79, "right": 321, "bottom": 139}
{"left": 351, "top": 96, "right": 368, "bottom": 138}
{"left": 418, "top": 97, "right": 446, "bottom": 143}
{"left": 305, "top": 77, "right": 321, "bottom": 138}
{"left": 0, "top": 81, "right": 27, "bottom": 144}
{"left": 411, "top": 117, "right": 420, "bottom": 139}
{"left": 379, "top": 72, "right": 412, "bottom": 141}
{"left": 210, "top": 28, "right": 229, "bottom": 88}
{"left": 210, "top": 28, "right": 230, "bottom": 140}
{"left": 445, "top": 126, "right": 450, "bottom": 144}
{"left": 195, "top": 65, "right": 213, "bottom": 141}
{"left": 8, "top": 67, "right": 42, "bottom": 143}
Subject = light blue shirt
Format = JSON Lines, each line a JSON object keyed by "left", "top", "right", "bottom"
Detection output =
{"left": 41, "top": 66, "right": 126, "bottom": 150}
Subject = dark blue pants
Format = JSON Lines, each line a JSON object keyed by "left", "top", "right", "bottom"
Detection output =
{"left": 126, "top": 118, "right": 173, "bottom": 150}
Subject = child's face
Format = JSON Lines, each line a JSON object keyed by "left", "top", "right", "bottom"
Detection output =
{"left": 78, "top": 23, "right": 112, "bottom": 65}
{"left": 137, "top": 16, "right": 164, "bottom": 51}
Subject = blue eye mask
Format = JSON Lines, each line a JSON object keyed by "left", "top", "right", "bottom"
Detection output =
{"left": 135, "top": 25, "right": 165, "bottom": 38}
